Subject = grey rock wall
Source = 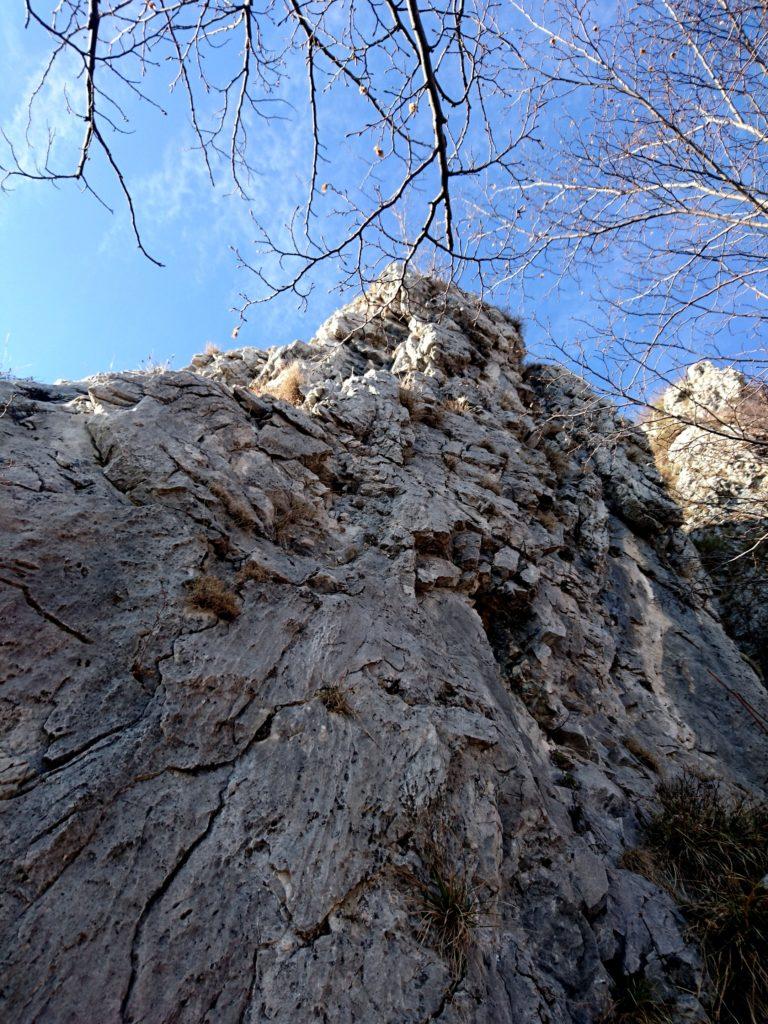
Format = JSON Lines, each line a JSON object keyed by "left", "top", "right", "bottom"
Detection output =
{"left": 1, "top": 271, "right": 766, "bottom": 1023}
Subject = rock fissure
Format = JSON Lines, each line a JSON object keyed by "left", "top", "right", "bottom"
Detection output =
{"left": 119, "top": 772, "right": 233, "bottom": 1023}
{"left": 0, "top": 575, "right": 93, "bottom": 645}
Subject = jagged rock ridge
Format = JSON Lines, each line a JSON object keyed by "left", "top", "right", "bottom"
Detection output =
{"left": 643, "top": 361, "right": 768, "bottom": 680}
{"left": 1, "top": 271, "right": 766, "bottom": 1024}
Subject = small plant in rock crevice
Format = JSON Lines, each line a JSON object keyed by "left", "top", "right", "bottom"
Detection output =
{"left": 638, "top": 407, "right": 687, "bottom": 487}
{"left": 398, "top": 385, "right": 443, "bottom": 426}
{"left": 236, "top": 560, "right": 274, "bottom": 585}
{"left": 188, "top": 574, "right": 240, "bottom": 620}
{"left": 398, "top": 385, "right": 418, "bottom": 416}
{"left": 623, "top": 735, "right": 660, "bottom": 774}
{"left": 272, "top": 489, "right": 319, "bottom": 549}
{"left": 252, "top": 361, "right": 304, "bottom": 405}
{"left": 399, "top": 838, "right": 479, "bottom": 978}
{"left": 316, "top": 685, "right": 354, "bottom": 718}
{"left": 442, "top": 395, "right": 471, "bottom": 415}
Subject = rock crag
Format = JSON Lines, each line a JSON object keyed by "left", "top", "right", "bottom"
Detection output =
{"left": 643, "top": 361, "right": 768, "bottom": 680}
{"left": 1, "top": 272, "right": 766, "bottom": 1023}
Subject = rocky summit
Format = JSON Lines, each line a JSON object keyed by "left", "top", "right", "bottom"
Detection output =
{"left": 1, "top": 271, "right": 766, "bottom": 1024}
{"left": 643, "top": 361, "right": 768, "bottom": 681}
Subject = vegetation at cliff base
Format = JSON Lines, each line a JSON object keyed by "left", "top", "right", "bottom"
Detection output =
{"left": 638, "top": 775, "right": 768, "bottom": 1024}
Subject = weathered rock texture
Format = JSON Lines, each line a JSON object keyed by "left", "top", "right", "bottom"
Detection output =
{"left": 643, "top": 361, "right": 768, "bottom": 679}
{"left": 1, "top": 272, "right": 767, "bottom": 1024}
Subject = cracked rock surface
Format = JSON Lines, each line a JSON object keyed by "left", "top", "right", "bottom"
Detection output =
{"left": 1, "top": 271, "right": 766, "bottom": 1023}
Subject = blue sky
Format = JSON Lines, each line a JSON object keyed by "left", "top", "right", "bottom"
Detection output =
{"left": 0, "top": 6, "right": 357, "bottom": 381}
{"left": 0, "top": 2, "right": 618, "bottom": 389}
{"left": 0, "top": 2, "right": 597, "bottom": 384}
{"left": 0, "top": 2, "right": 706, "bottom": 393}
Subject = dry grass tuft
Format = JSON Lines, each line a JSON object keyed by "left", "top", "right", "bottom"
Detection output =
{"left": 627, "top": 773, "right": 768, "bottom": 1023}
{"left": 646, "top": 774, "right": 767, "bottom": 886}
{"left": 316, "top": 685, "right": 354, "bottom": 717}
{"left": 255, "top": 362, "right": 304, "bottom": 405}
{"left": 138, "top": 354, "right": 172, "bottom": 375}
{"left": 188, "top": 574, "right": 240, "bottom": 620}
{"left": 398, "top": 386, "right": 444, "bottom": 426}
{"left": 442, "top": 396, "right": 471, "bottom": 415}
{"left": 479, "top": 472, "right": 502, "bottom": 495}
{"left": 206, "top": 481, "right": 257, "bottom": 530}
{"left": 236, "top": 560, "right": 273, "bottom": 585}
{"left": 551, "top": 749, "right": 574, "bottom": 771}
{"left": 400, "top": 839, "right": 479, "bottom": 977}
{"left": 272, "top": 490, "right": 318, "bottom": 548}
{"left": 618, "top": 847, "right": 663, "bottom": 886}
{"left": 738, "top": 380, "right": 768, "bottom": 440}
{"left": 641, "top": 377, "right": 768, "bottom": 488}
{"left": 544, "top": 443, "right": 573, "bottom": 476}
{"left": 398, "top": 385, "right": 417, "bottom": 416}
{"left": 497, "top": 307, "right": 523, "bottom": 333}
{"left": 638, "top": 408, "right": 687, "bottom": 486}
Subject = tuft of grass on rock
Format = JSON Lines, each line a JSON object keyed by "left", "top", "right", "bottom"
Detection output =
{"left": 401, "top": 839, "right": 478, "bottom": 977}
{"left": 188, "top": 574, "right": 240, "bottom": 621}
{"left": 398, "top": 385, "right": 418, "bottom": 416}
{"left": 645, "top": 774, "right": 767, "bottom": 883}
{"left": 551, "top": 748, "right": 574, "bottom": 771}
{"left": 638, "top": 408, "right": 686, "bottom": 487}
{"left": 236, "top": 560, "right": 273, "bottom": 585}
{"left": 442, "top": 396, "right": 471, "bottom": 415}
{"left": 316, "top": 684, "right": 354, "bottom": 718}
{"left": 254, "top": 362, "right": 304, "bottom": 405}
{"left": 272, "top": 490, "right": 318, "bottom": 549}
{"left": 624, "top": 735, "right": 660, "bottom": 774}
{"left": 398, "top": 386, "right": 443, "bottom": 426}
{"left": 627, "top": 773, "right": 768, "bottom": 1023}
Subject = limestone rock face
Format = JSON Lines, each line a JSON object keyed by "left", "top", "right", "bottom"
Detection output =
{"left": 1, "top": 272, "right": 766, "bottom": 1024}
{"left": 644, "top": 360, "right": 768, "bottom": 678}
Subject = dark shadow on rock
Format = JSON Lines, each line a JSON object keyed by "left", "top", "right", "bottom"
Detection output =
{"left": 690, "top": 520, "right": 768, "bottom": 681}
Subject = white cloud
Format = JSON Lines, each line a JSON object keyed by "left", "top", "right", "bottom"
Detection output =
{"left": 4, "top": 39, "right": 83, "bottom": 174}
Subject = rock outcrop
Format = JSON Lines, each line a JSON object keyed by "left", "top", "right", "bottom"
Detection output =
{"left": 643, "top": 361, "right": 768, "bottom": 679}
{"left": 1, "top": 271, "right": 766, "bottom": 1024}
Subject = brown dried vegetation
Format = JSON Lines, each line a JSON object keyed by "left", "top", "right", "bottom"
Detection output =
{"left": 316, "top": 685, "right": 354, "bottom": 717}
{"left": 398, "top": 386, "right": 444, "bottom": 426}
{"left": 236, "top": 560, "right": 273, "bottom": 585}
{"left": 623, "top": 736, "right": 660, "bottom": 774}
{"left": 272, "top": 490, "right": 319, "bottom": 548}
{"left": 253, "top": 362, "right": 304, "bottom": 406}
{"left": 188, "top": 575, "right": 241, "bottom": 620}
{"left": 400, "top": 837, "right": 479, "bottom": 977}
{"left": 625, "top": 774, "right": 768, "bottom": 1023}
{"left": 601, "top": 975, "right": 676, "bottom": 1024}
